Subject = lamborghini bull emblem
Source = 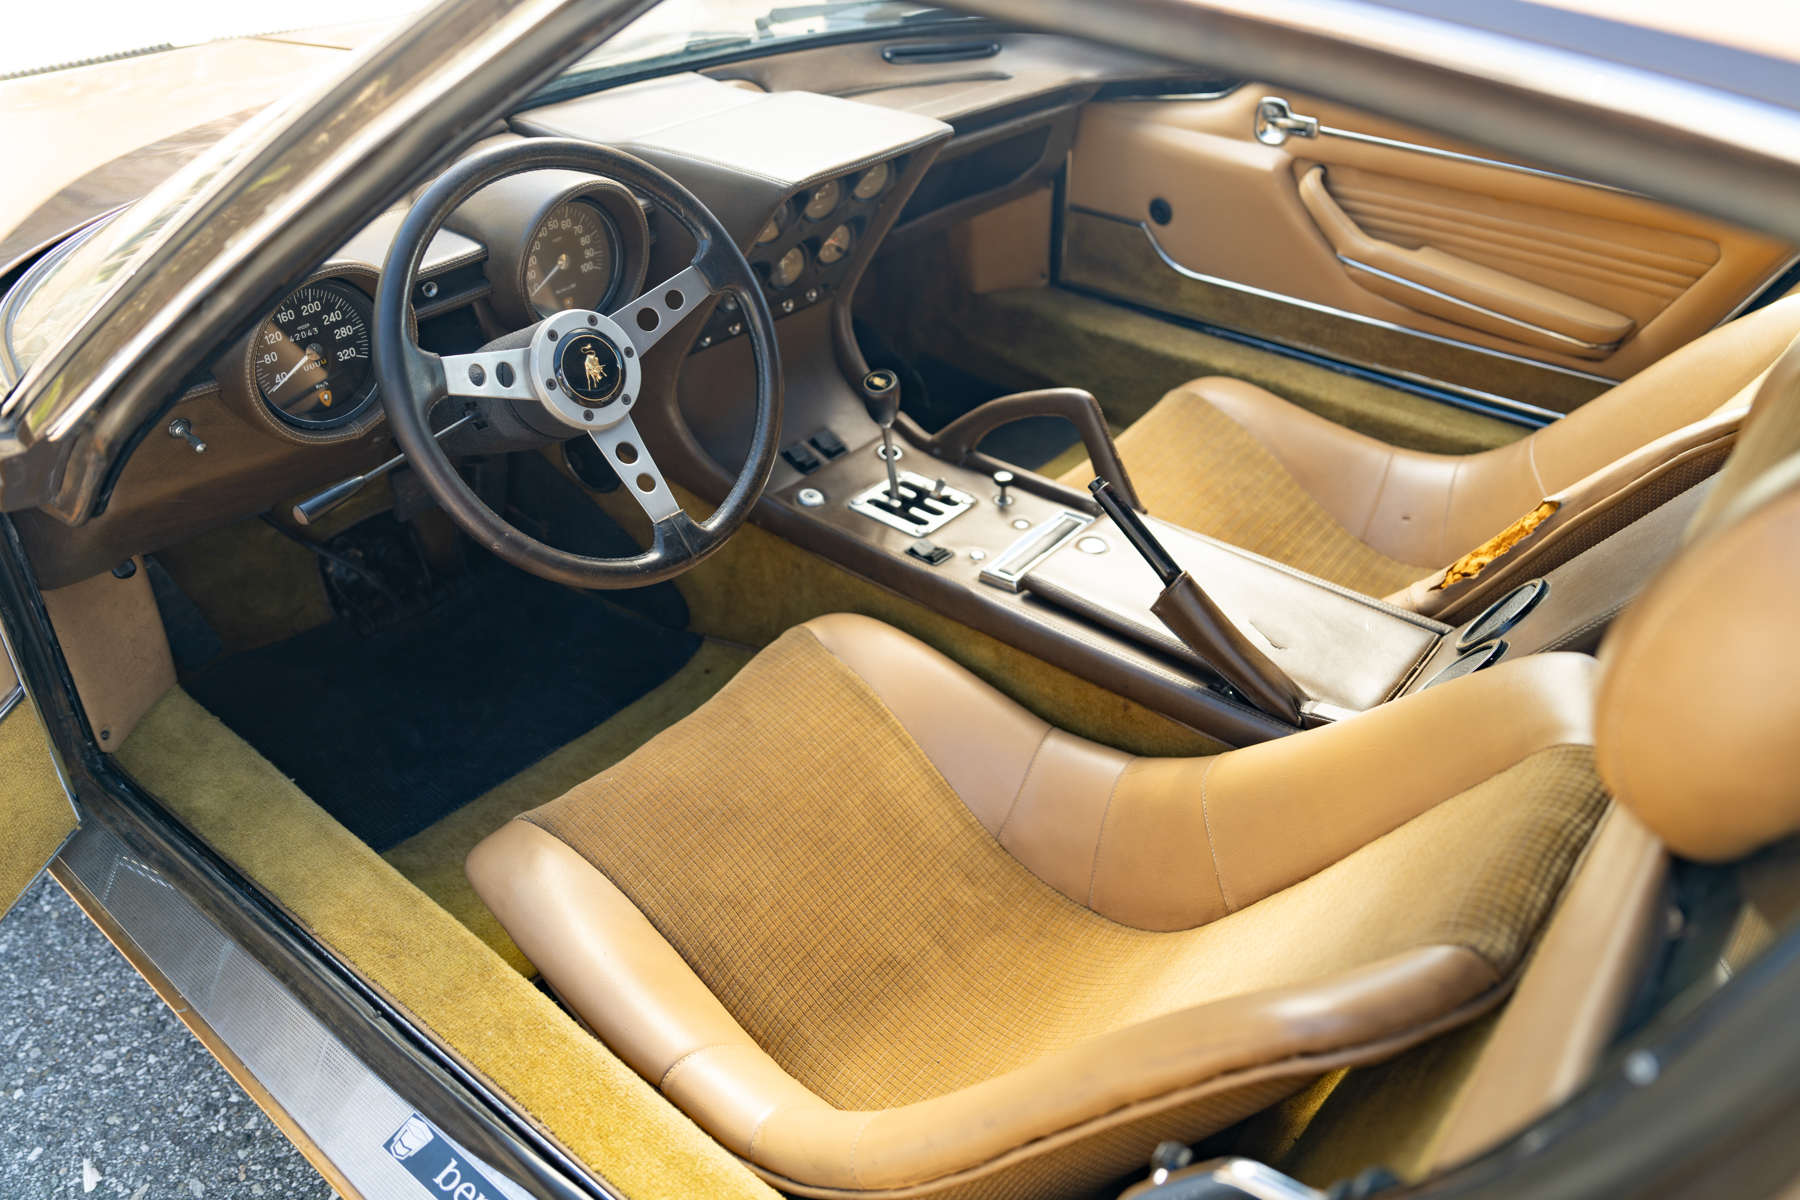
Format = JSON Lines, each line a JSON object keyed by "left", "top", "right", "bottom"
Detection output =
{"left": 558, "top": 332, "right": 625, "bottom": 407}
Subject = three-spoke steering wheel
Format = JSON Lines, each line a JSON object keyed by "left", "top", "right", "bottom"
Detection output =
{"left": 373, "top": 139, "right": 782, "bottom": 588}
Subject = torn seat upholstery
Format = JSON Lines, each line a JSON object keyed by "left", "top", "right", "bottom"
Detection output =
{"left": 469, "top": 614, "right": 1605, "bottom": 1199}
{"left": 1059, "top": 296, "right": 1800, "bottom": 607}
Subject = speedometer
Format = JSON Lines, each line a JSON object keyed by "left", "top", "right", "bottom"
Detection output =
{"left": 253, "top": 279, "right": 377, "bottom": 428}
{"left": 525, "top": 200, "right": 621, "bottom": 318}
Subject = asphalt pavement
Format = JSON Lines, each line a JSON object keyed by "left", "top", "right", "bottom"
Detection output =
{"left": 1, "top": 873, "right": 337, "bottom": 1200}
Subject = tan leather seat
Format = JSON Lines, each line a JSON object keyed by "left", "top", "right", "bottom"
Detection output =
{"left": 469, "top": 614, "right": 1610, "bottom": 1198}
{"left": 1059, "top": 297, "right": 1800, "bottom": 613}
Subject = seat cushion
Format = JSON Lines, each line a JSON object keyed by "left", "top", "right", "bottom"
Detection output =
{"left": 1061, "top": 383, "right": 1430, "bottom": 596}
{"left": 470, "top": 619, "right": 1607, "bottom": 1198}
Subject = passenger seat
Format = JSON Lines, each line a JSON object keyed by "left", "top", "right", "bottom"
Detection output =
{"left": 1059, "top": 297, "right": 1800, "bottom": 614}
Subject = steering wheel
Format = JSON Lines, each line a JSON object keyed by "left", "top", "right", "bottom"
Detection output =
{"left": 373, "top": 139, "right": 782, "bottom": 588}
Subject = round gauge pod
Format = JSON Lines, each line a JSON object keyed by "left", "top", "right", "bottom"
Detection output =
{"left": 852, "top": 161, "right": 890, "bottom": 201}
{"left": 769, "top": 245, "right": 808, "bottom": 289}
{"left": 818, "top": 223, "right": 855, "bottom": 265}
{"left": 803, "top": 178, "right": 841, "bottom": 221}
{"left": 253, "top": 279, "right": 378, "bottom": 428}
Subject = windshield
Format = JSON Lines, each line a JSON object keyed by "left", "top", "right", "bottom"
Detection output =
{"left": 546, "top": 0, "right": 977, "bottom": 92}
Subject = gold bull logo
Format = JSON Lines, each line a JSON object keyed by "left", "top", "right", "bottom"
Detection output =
{"left": 583, "top": 347, "right": 607, "bottom": 390}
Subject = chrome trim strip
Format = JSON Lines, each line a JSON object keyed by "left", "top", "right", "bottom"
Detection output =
{"left": 1335, "top": 254, "right": 1624, "bottom": 355}
{"left": 1123, "top": 217, "right": 1577, "bottom": 421}
{"left": 1314, "top": 124, "right": 1636, "bottom": 194}
{"left": 0, "top": 682, "right": 22, "bottom": 723}
{"left": 1256, "top": 95, "right": 1635, "bottom": 194}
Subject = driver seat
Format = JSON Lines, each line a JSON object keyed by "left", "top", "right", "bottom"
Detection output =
{"left": 468, "top": 491, "right": 1800, "bottom": 1198}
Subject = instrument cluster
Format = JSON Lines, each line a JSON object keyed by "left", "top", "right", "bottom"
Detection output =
{"left": 693, "top": 156, "right": 904, "bottom": 352}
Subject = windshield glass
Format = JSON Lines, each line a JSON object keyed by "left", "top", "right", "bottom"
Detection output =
{"left": 547, "top": 0, "right": 977, "bottom": 93}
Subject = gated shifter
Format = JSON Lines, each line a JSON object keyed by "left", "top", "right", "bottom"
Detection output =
{"left": 861, "top": 369, "right": 902, "bottom": 499}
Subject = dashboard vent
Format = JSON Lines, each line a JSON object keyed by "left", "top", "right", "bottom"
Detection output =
{"left": 882, "top": 40, "right": 1001, "bottom": 65}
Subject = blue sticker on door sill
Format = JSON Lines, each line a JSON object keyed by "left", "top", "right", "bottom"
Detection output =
{"left": 387, "top": 1113, "right": 515, "bottom": 1199}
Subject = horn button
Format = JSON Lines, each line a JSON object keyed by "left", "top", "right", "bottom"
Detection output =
{"left": 525, "top": 310, "right": 642, "bottom": 432}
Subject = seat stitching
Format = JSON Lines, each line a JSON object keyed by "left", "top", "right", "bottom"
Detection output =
{"left": 996, "top": 728, "right": 1054, "bottom": 843}
{"left": 1357, "top": 450, "right": 1396, "bottom": 542}
{"left": 1198, "top": 756, "right": 1234, "bottom": 913}
{"left": 1086, "top": 761, "right": 1131, "bottom": 909}
{"left": 847, "top": 1111, "right": 880, "bottom": 1190}
{"left": 658, "top": 1042, "right": 742, "bottom": 1091}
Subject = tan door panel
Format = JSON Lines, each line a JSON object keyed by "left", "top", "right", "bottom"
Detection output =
{"left": 1067, "top": 86, "right": 1793, "bottom": 389}
{"left": 1297, "top": 166, "right": 1638, "bottom": 358}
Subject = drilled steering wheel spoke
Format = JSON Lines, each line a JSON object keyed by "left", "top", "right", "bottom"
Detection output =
{"left": 440, "top": 347, "right": 534, "bottom": 399}
{"left": 587, "top": 416, "right": 681, "bottom": 523}
{"left": 606, "top": 263, "right": 712, "bottom": 358}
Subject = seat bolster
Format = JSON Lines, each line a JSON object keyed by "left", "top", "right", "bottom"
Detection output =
{"left": 803, "top": 614, "right": 1051, "bottom": 836}
{"left": 1088, "top": 653, "right": 1597, "bottom": 929}
{"left": 662, "top": 1044, "right": 834, "bottom": 1159}
{"left": 756, "top": 945, "right": 1495, "bottom": 1192}
{"left": 1207, "top": 651, "right": 1597, "bottom": 911}
{"left": 465, "top": 821, "right": 761, "bottom": 1083}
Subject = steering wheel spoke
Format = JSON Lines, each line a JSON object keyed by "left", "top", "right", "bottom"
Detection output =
{"left": 607, "top": 263, "right": 712, "bottom": 358}
{"left": 587, "top": 416, "right": 681, "bottom": 522}
{"left": 440, "top": 346, "right": 534, "bottom": 400}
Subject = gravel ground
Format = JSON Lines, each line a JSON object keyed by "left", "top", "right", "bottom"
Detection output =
{"left": 1, "top": 873, "right": 337, "bottom": 1200}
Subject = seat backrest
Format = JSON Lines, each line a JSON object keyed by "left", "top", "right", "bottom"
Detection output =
{"left": 1596, "top": 438, "right": 1800, "bottom": 860}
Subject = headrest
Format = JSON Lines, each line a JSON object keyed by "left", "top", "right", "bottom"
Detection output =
{"left": 1597, "top": 475, "right": 1800, "bottom": 861}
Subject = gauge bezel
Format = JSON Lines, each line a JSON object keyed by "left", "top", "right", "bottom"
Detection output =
{"left": 254, "top": 278, "right": 382, "bottom": 431}
{"left": 218, "top": 265, "right": 392, "bottom": 447}
{"left": 444, "top": 172, "right": 650, "bottom": 331}
{"left": 523, "top": 198, "right": 625, "bottom": 321}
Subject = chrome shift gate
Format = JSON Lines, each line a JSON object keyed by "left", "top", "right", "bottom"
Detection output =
{"left": 848, "top": 471, "right": 975, "bottom": 535}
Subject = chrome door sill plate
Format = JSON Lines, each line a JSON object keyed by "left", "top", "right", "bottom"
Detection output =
{"left": 849, "top": 471, "right": 976, "bottom": 536}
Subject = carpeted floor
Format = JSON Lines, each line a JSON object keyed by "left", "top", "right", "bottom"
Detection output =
{"left": 382, "top": 639, "right": 756, "bottom": 975}
{"left": 183, "top": 560, "right": 701, "bottom": 850}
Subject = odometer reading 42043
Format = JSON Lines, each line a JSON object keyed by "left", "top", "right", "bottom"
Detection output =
{"left": 253, "top": 279, "right": 376, "bottom": 427}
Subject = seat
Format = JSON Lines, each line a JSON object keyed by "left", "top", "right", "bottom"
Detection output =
{"left": 1057, "top": 296, "right": 1800, "bottom": 610}
{"left": 470, "top": 614, "right": 1609, "bottom": 1198}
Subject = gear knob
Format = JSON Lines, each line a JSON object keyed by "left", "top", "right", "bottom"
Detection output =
{"left": 860, "top": 369, "right": 900, "bottom": 429}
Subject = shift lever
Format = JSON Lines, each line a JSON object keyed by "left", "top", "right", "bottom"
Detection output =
{"left": 860, "top": 369, "right": 902, "bottom": 500}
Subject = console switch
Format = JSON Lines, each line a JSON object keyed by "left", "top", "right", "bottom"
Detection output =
{"left": 809, "top": 429, "right": 847, "bottom": 460}
{"left": 907, "top": 539, "right": 953, "bottom": 566}
{"left": 782, "top": 441, "right": 823, "bottom": 474}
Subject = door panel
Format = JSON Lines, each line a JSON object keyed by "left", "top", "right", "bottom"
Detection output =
{"left": 0, "top": 647, "right": 78, "bottom": 918}
{"left": 1065, "top": 86, "right": 1794, "bottom": 415}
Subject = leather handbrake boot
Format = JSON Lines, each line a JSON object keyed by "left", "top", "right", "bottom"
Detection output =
{"left": 1092, "top": 476, "right": 1307, "bottom": 722}
{"left": 1151, "top": 573, "right": 1306, "bottom": 723}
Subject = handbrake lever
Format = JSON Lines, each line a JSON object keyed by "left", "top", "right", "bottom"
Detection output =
{"left": 1090, "top": 478, "right": 1308, "bottom": 723}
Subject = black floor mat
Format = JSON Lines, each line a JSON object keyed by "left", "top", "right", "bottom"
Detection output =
{"left": 184, "top": 561, "right": 700, "bottom": 850}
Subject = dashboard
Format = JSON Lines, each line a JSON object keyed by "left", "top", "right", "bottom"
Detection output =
{"left": 6, "top": 36, "right": 1160, "bottom": 590}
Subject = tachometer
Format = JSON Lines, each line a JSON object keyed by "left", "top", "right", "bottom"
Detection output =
{"left": 525, "top": 200, "right": 621, "bottom": 318}
{"left": 253, "top": 279, "right": 377, "bottom": 427}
